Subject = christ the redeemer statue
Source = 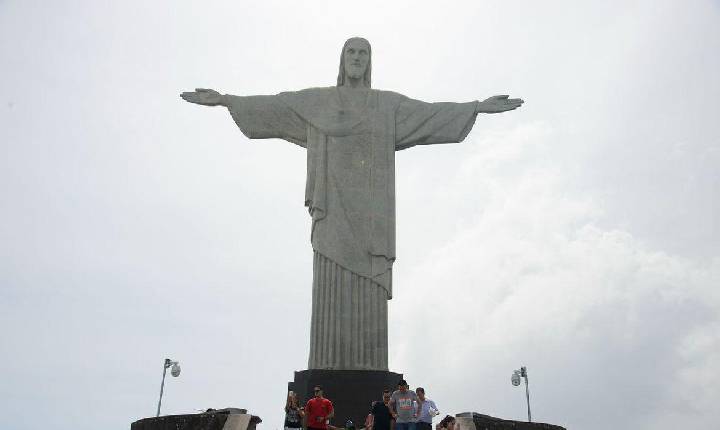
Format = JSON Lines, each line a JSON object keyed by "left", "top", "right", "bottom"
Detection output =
{"left": 181, "top": 37, "right": 523, "bottom": 371}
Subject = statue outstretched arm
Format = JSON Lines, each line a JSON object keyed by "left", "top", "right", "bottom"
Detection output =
{"left": 180, "top": 88, "right": 227, "bottom": 106}
{"left": 180, "top": 88, "right": 307, "bottom": 147}
{"left": 394, "top": 94, "right": 523, "bottom": 150}
{"left": 394, "top": 98, "right": 479, "bottom": 149}
{"left": 476, "top": 95, "right": 524, "bottom": 114}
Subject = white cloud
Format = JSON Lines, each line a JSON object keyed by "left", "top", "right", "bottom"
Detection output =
{"left": 392, "top": 123, "right": 720, "bottom": 427}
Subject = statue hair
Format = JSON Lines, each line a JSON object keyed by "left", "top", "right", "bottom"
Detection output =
{"left": 336, "top": 37, "right": 372, "bottom": 88}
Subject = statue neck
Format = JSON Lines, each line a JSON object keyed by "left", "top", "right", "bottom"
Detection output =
{"left": 343, "top": 75, "right": 366, "bottom": 88}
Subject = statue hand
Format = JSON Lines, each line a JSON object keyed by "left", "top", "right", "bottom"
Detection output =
{"left": 180, "top": 88, "right": 225, "bottom": 106}
{"left": 477, "top": 95, "right": 524, "bottom": 114}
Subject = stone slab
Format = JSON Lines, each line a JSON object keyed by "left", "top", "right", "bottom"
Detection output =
{"left": 456, "top": 412, "right": 566, "bottom": 430}
{"left": 131, "top": 410, "right": 261, "bottom": 430}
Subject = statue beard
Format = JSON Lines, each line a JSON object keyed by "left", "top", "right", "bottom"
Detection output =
{"left": 345, "top": 65, "right": 366, "bottom": 81}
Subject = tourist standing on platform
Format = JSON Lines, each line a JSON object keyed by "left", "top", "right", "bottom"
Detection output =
{"left": 414, "top": 388, "right": 438, "bottom": 430}
{"left": 305, "top": 385, "right": 334, "bottom": 430}
{"left": 389, "top": 380, "right": 418, "bottom": 430}
{"left": 367, "top": 389, "right": 394, "bottom": 430}
{"left": 284, "top": 391, "right": 304, "bottom": 430}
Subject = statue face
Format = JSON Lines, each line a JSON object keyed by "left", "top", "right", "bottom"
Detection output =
{"left": 343, "top": 39, "right": 370, "bottom": 81}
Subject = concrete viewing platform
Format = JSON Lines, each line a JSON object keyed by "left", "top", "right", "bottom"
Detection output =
{"left": 130, "top": 409, "right": 565, "bottom": 430}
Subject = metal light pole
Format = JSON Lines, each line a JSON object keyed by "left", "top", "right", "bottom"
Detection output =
{"left": 156, "top": 358, "right": 181, "bottom": 417}
{"left": 511, "top": 366, "right": 531, "bottom": 422}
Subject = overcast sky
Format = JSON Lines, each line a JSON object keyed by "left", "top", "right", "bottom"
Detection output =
{"left": 1, "top": 1, "right": 719, "bottom": 429}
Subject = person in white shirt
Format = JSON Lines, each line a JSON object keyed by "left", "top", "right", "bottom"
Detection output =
{"left": 414, "top": 387, "right": 438, "bottom": 430}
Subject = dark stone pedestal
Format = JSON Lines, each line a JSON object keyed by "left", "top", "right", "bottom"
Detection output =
{"left": 289, "top": 369, "right": 403, "bottom": 428}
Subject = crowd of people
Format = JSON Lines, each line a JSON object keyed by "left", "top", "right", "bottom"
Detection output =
{"left": 284, "top": 380, "right": 457, "bottom": 430}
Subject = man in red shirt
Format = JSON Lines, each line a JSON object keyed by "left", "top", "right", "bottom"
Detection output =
{"left": 305, "top": 385, "right": 334, "bottom": 430}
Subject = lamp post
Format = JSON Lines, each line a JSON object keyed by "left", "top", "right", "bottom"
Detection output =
{"left": 156, "top": 358, "right": 181, "bottom": 417}
{"left": 511, "top": 366, "right": 531, "bottom": 422}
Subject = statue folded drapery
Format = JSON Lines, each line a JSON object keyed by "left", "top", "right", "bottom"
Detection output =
{"left": 225, "top": 87, "right": 479, "bottom": 369}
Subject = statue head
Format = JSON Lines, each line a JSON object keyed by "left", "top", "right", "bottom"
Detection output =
{"left": 337, "top": 37, "right": 371, "bottom": 88}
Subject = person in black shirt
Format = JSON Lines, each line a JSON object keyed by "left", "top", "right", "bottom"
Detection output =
{"left": 368, "top": 389, "right": 393, "bottom": 430}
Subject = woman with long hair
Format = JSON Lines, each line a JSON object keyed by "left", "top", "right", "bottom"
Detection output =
{"left": 284, "top": 391, "right": 304, "bottom": 430}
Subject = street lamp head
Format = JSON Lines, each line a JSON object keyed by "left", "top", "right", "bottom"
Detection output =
{"left": 511, "top": 371, "right": 521, "bottom": 386}
{"left": 164, "top": 358, "right": 181, "bottom": 377}
{"left": 171, "top": 362, "right": 181, "bottom": 377}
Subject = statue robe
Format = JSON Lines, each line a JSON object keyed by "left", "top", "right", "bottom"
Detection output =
{"left": 225, "top": 87, "right": 478, "bottom": 370}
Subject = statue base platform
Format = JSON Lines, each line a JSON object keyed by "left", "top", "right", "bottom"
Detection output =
{"left": 128, "top": 397, "right": 567, "bottom": 430}
{"left": 288, "top": 369, "right": 403, "bottom": 428}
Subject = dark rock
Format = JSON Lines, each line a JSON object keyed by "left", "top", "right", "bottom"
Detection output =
{"left": 456, "top": 412, "right": 566, "bottom": 430}
{"left": 131, "top": 409, "right": 261, "bottom": 430}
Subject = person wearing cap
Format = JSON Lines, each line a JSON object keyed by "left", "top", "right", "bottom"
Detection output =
{"left": 414, "top": 387, "right": 438, "bottom": 430}
{"left": 389, "top": 380, "right": 418, "bottom": 430}
{"left": 305, "top": 385, "right": 334, "bottom": 430}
